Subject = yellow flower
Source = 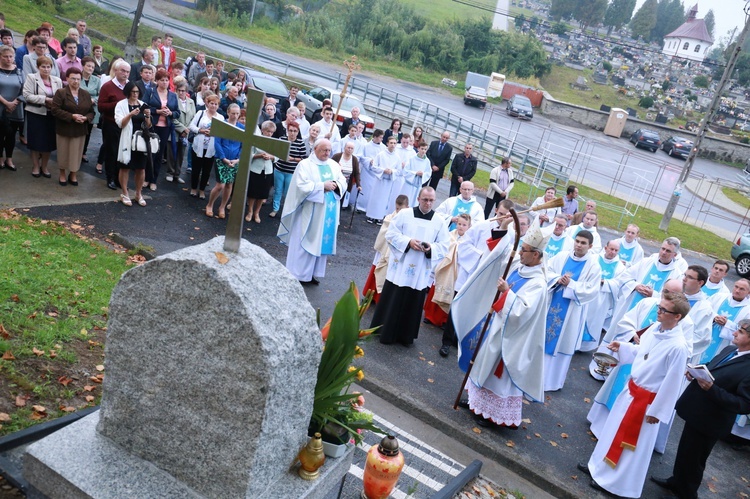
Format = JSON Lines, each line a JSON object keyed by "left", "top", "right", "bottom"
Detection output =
{"left": 355, "top": 369, "right": 364, "bottom": 382}
{"left": 348, "top": 366, "right": 357, "bottom": 373}
{"left": 353, "top": 346, "right": 364, "bottom": 358}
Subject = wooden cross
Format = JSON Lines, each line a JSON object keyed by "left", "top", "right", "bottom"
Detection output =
{"left": 330, "top": 56, "right": 361, "bottom": 136}
{"left": 210, "top": 88, "right": 290, "bottom": 253}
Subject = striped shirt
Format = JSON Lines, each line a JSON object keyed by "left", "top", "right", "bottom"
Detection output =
{"left": 275, "top": 136, "right": 307, "bottom": 175}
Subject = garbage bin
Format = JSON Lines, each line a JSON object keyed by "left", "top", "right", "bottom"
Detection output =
{"left": 604, "top": 108, "right": 628, "bottom": 138}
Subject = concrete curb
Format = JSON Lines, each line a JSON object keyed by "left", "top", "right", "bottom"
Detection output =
{"left": 108, "top": 233, "right": 158, "bottom": 261}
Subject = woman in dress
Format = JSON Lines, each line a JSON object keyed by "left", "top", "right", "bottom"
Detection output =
{"left": 0, "top": 46, "right": 25, "bottom": 171}
{"left": 146, "top": 68, "right": 179, "bottom": 191}
{"left": 80, "top": 56, "right": 100, "bottom": 164}
{"left": 412, "top": 126, "right": 424, "bottom": 152}
{"left": 206, "top": 103, "right": 242, "bottom": 219}
{"left": 187, "top": 93, "right": 224, "bottom": 199}
{"left": 270, "top": 120, "right": 306, "bottom": 218}
{"left": 115, "top": 82, "right": 151, "bottom": 206}
{"left": 383, "top": 118, "right": 402, "bottom": 144}
{"left": 22, "top": 55, "right": 62, "bottom": 177}
{"left": 245, "top": 120, "right": 277, "bottom": 224}
{"left": 51, "top": 67, "right": 94, "bottom": 186}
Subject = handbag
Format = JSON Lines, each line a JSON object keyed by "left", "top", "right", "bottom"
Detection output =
{"left": 131, "top": 130, "right": 160, "bottom": 153}
{"left": 187, "top": 110, "right": 204, "bottom": 142}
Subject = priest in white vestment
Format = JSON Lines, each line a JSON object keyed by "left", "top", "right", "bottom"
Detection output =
{"left": 580, "top": 291, "right": 690, "bottom": 498}
{"left": 365, "top": 135, "right": 400, "bottom": 223}
{"left": 277, "top": 139, "right": 347, "bottom": 284}
{"left": 701, "top": 279, "right": 750, "bottom": 363}
{"left": 434, "top": 181, "right": 485, "bottom": 231}
{"left": 370, "top": 187, "right": 450, "bottom": 346}
{"left": 580, "top": 240, "right": 626, "bottom": 352}
{"left": 702, "top": 259, "right": 731, "bottom": 299}
{"left": 452, "top": 224, "right": 549, "bottom": 427}
{"left": 564, "top": 211, "right": 602, "bottom": 254}
{"left": 356, "top": 130, "right": 386, "bottom": 213}
{"left": 617, "top": 224, "right": 644, "bottom": 267}
{"left": 543, "top": 230, "right": 601, "bottom": 391}
{"left": 400, "top": 141, "right": 431, "bottom": 206}
{"left": 543, "top": 215, "right": 569, "bottom": 258}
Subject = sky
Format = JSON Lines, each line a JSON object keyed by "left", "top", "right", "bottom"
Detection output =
{"left": 633, "top": 0, "right": 746, "bottom": 45}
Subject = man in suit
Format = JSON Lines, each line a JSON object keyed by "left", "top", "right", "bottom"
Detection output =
{"left": 340, "top": 106, "right": 363, "bottom": 138}
{"left": 129, "top": 48, "right": 155, "bottom": 82}
{"left": 651, "top": 319, "right": 750, "bottom": 499}
{"left": 449, "top": 143, "right": 477, "bottom": 197}
{"left": 280, "top": 85, "right": 300, "bottom": 121}
{"left": 426, "top": 131, "right": 453, "bottom": 190}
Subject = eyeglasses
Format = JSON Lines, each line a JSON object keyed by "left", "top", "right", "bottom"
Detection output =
{"left": 657, "top": 306, "right": 678, "bottom": 315}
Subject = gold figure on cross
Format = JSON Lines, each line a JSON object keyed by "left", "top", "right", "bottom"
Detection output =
{"left": 210, "top": 88, "right": 290, "bottom": 253}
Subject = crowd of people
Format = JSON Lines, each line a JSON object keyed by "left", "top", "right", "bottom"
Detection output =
{"left": 2, "top": 15, "right": 748, "bottom": 499}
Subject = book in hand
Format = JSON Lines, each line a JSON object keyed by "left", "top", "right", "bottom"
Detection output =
{"left": 687, "top": 363, "right": 715, "bottom": 383}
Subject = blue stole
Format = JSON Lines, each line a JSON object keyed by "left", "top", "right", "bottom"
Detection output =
{"left": 545, "top": 236, "right": 565, "bottom": 257}
{"left": 458, "top": 269, "right": 529, "bottom": 373}
{"left": 702, "top": 284, "right": 723, "bottom": 298}
{"left": 630, "top": 263, "right": 670, "bottom": 309}
{"left": 449, "top": 198, "right": 475, "bottom": 231}
{"left": 318, "top": 163, "right": 337, "bottom": 256}
{"left": 605, "top": 305, "right": 658, "bottom": 409}
{"left": 545, "top": 257, "right": 587, "bottom": 355}
{"left": 599, "top": 256, "right": 619, "bottom": 279}
{"left": 619, "top": 244, "right": 635, "bottom": 264}
{"left": 701, "top": 298, "right": 743, "bottom": 363}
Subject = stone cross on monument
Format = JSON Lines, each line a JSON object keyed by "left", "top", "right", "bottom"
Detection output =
{"left": 210, "top": 88, "right": 290, "bottom": 253}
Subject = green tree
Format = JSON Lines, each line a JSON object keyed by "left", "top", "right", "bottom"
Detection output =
{"left": 629, "top": 0, "right": 658, "bottom": 40}
{"left": 551, "top": 21, "right": 568, "bottom": 35}
{"left": 602, "top": 61, "right": 612, "bottom": 72}
{"left": 650, "top": 0, "right": 684, "bottom": 43}
{"left": 515, "top": 14, "right": 526, "bottom": 29}
{"left": 639, "top": 96, "right": 654, "bottom": 108}
{"left": 703, "top": 9, "right": 715, "bottom": 38}
{"left": 693, "top": 75, "right": 709, "bottom": 88}
{"left": 603, "top": 0, "right": 637, "bottom": 34}
{"left": 573, "top": 0, "right": 607, "bottom": 30}
{"left": 550, "top": 0, "right": 577, "bottom": 20}
{"left": 662, "top": 79, "right": 672, "bottom": 91}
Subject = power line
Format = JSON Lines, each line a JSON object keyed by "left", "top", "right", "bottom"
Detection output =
{"left": 451, "top": 0, "right": 728, "bottom": 70}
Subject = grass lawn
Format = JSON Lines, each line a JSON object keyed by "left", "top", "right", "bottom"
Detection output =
{"left": 722, "top": 187, "right": 750, "bottom": 210}
{"left": 0, "top": 210, "right": 136, "bottom": 435}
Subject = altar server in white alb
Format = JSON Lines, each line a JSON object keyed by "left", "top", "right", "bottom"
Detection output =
{"left": 579, "top": 239, "right": 626, "bottom": 353}
{"left": 356, "top": 129, "right": 386, "bottom": 213}
{"left": 452, "top": 224, "right": 549, "bottom": 427}
{"left": 277, "top": 139, "right": 347, "bottom": 285}
{"left": 579, "top": 291, "right": 691, "bottom": 498}
{"left": 400, "top": 140, "right": 431, "bottom": 206}
{"left": 617, "top": 224, "right": 644, "bottom": 267}
{"left": 564, "top": 210, "right": 602, "bottom": 254}
{"left": 365, "top": 135, "right": 400, "bottom": 224}
{"left": 544, "top": 229, "right": 602, "bottom": 391}
{"left": 386, "top": 133, "right": 416, "bottom": 211}
{"left": 370, "top": 187, "right": 450, "bottom": 346}
{"left": 434, "top": 181, "right": 485, "bottom": 231}
{"left": 701, "top": 278, "right": 750, "bottom": 364}
{"left": 702, "top": 259, "right": 731, "bottom": 298}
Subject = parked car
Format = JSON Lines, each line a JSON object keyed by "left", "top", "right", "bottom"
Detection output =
{"left": 661, "top": 136, "right": 695, "bottom": 159}
{"left": 242, "top": 69, "right": 289, "bottom": 105}
{"left": 464, "top": 86, "right": 487, "bottom": 108}
{"left": 296, "top": 86, "right": 375, "bottom": 136}
{"left": 629, "top": 128, "right": 661, "bottom": 152}
{"left": 506, "top": 94, "right": 533, "bottom": 119}
{"left": 732, "top": 231, "right": 750, "bottom": 278}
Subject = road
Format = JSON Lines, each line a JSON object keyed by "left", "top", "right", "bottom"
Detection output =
{"left": 88, "top": 0, "right": 746, "bottom": 237}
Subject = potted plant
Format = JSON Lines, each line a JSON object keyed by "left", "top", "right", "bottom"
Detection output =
{"left": 309, "top": 282, "right": 382, "bottom": 457}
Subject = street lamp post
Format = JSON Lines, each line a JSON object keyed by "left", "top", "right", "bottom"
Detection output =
{"left": 659, "top": 5, "right": 750, "bottom": 231}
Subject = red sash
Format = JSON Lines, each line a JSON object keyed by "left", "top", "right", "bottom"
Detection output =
{"left": 486, "top": 236, "right": 501, "bottom": 252}
{"left": 604, "top": 379, "right": 656, "bottom": 468}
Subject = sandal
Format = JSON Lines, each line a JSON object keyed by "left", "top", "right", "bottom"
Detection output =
{"left": 206, "top": 208, "right": 214, "bottom": 218}
{"left": 120, "top": 194, "right": 132, "bottom": 207}
{"left": 199, "top": 193, "right": 206, "bottom": 200}
{"left": 218, "top": 210, "right": 226, "bottom": 219}
{"left": 95, "top": 164, "right": 103, "bottom": 174}
{"left": 136, "top": 196, "right": 147, "bottom": 206}
{"left": 245, "top": 214, "right": 253, "bottom": 223}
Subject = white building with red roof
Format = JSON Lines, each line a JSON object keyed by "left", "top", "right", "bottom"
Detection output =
{"left": 662, "top": 4, "right": 713, "bottom": 63}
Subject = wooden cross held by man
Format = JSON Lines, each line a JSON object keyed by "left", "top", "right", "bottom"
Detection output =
{"left": 330, "top": 56, "right": 361, "bottom": 137}
{"left": 210, "top": 88, "right": 290, "bottom": 252}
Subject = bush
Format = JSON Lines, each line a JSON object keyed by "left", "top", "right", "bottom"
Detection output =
{"left": 693, "top": 75, "right": 709, "bottom": 88}
{"left": 741, "top": 137, "right": 750, "bottom": 144}
{"left": 602, "top": 61, "right": 612, "bottom": 72}
{"left": 639, "top": 96, "right": 654, "bottom": 108}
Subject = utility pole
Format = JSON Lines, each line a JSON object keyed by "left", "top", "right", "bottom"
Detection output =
{"left": 124, "top": 0, "right": 147, "bottom": 64}
{"left": 659, "top": 8, "right": 750, "bottom": 231}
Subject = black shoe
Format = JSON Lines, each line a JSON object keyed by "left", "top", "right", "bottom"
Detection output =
{"left": 107, "top": 181, "right": 117, "bottom": 190}
{"left": 310, "top": 278, "right": 320, "bottom": 285}
{"left": 68, "top": 174, "right": 78, "bottom": 186}
{"left": 650, "top": 476, "right": 673, "bottom": 491}
{"left": 457, "top": 398, "right": 469, "bottom": 409}
{"left": 41, "top": 171, "right": 51, "bottom": 178}
{"left": 366, "top": 218, "right": 374, "bottom": 224}
{"left": 473, "top": 414, "right": 491, "bottom": 427}
{"left": 423, "top": 318, "right": 433, "bottom": 325}
{"left": 577, "top": 462, "right": 591, "bottom": 476}
{"left": 439, "top": 345, "right": 450, "bottom": 357}
{"left": 59, "top": 179, "right": 67, "bottom": 186}
{"left": 589, "top": 479, "right": 607, "bottom": 494}
{"left": 31, "top": 171, "right": 41, "bottom": 178}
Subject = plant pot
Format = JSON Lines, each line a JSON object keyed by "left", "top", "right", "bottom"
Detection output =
{"left": 322, "top": 440, "right": 353, "bottom": 458}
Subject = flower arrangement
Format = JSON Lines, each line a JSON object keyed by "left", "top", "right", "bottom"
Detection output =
{"left": 310, "top": 282, "right": 381, "bottom": 446}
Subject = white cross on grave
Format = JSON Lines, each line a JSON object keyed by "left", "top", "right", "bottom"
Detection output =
{"left": 210, "top": 88, "right": 290, "bottom": 253}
